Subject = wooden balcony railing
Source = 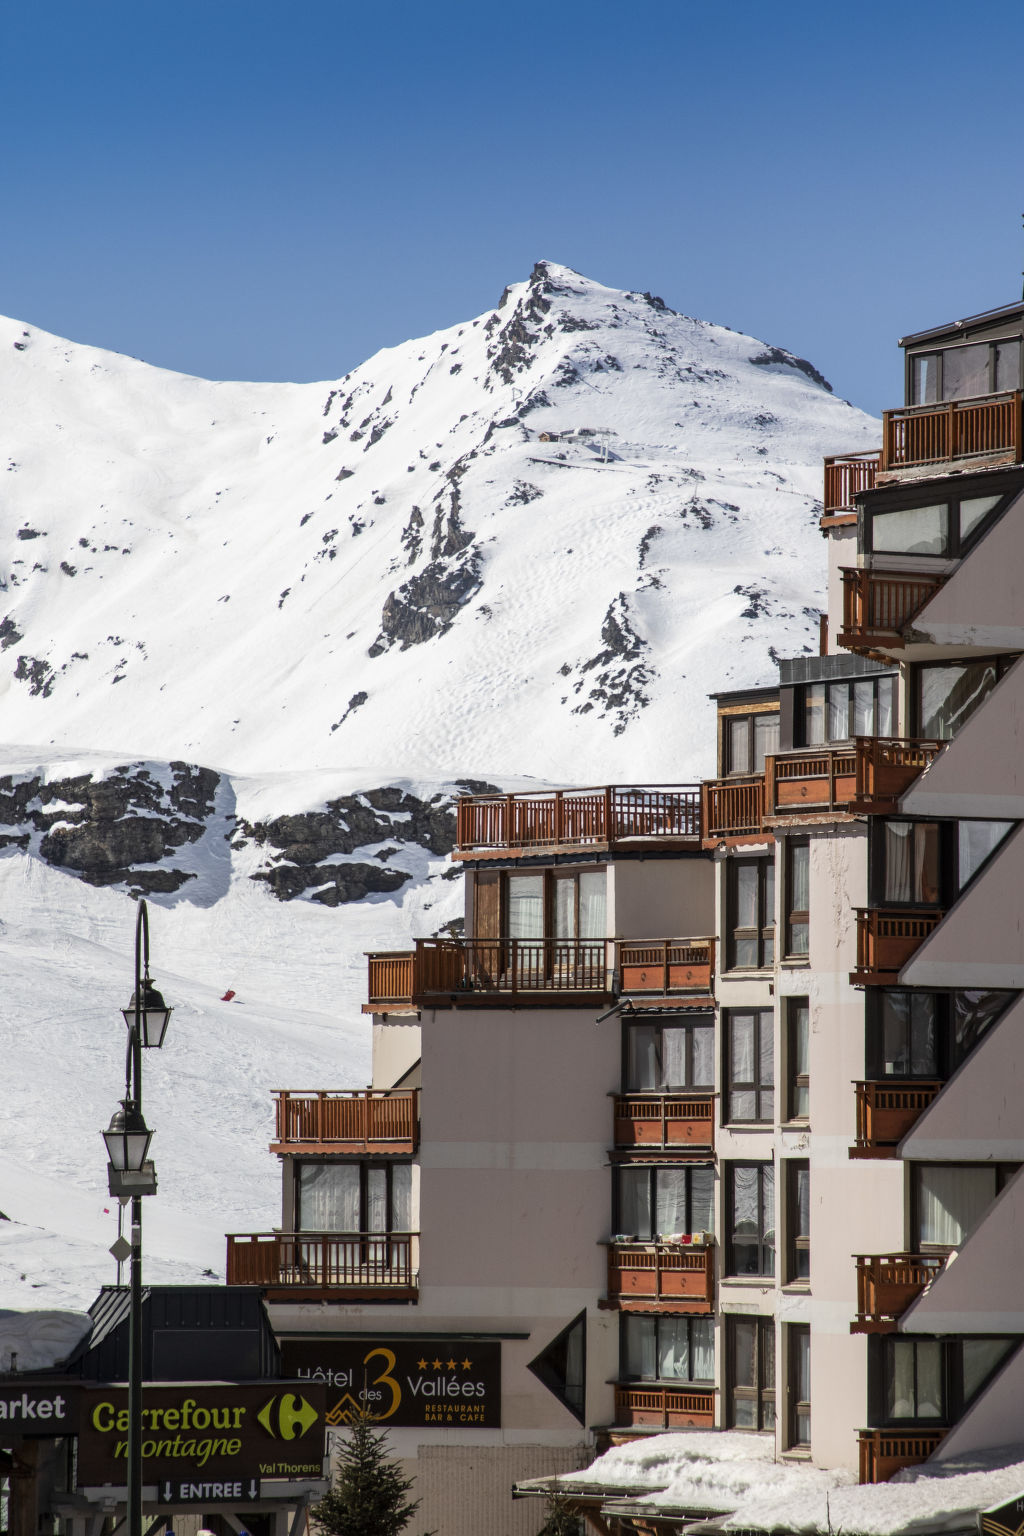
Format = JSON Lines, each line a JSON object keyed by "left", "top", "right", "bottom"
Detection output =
{"left": 851, "top": 1080, "right": 942, "bottom": 1157}
{"left": 613, "top": 1095, "right": 714, "bottom": 1151}
{"left": 850, "top": 737, "right": 942, "bottom": 811}
{"left": 852, "top": 908, "right": 944, "bottom": 985}
{"left": 455, "top": 785, "right": 702, "bottom": 856}
{"left": 225, "top": 1232, "right": 418, "bottom": 1298}
{"left": 852, "top": 1253, "right": 946, "bottom": 1334}
{"left": 882, "top": 391, "right": 1023, "bottom": 472}
{"left": 701, "top": 774, "right": 767, "bottom": 842}
{"left": 618, "top": 938, "right": 715, "bottom": 996}
{"left": 366, "top": 937, "right": 614, "bottom": 1010}
{"left": 271, "top": 1089, "right": 419, "bottom": 1154}
{"left": 858, "top": 1428, "right": 945, "bottom": 1484}
{"left": 614, "top": 1385, "right": 715, "bottom": 1430}
{"left": 767, "top": 748, "right": 856, "bottom": 817}
{"left": 605, "top": 1241, "right": 714, "bottom": 1313}
{"left": 824, "top": 450, "right": 881, "bottom": 514}
{"left": 838, "top": 567, "right": 948, "bottom": 652}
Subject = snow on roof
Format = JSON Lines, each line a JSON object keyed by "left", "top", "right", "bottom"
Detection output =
{"left": 548, "top": 1432, "right": 1024, "bottom": 1536}
{"left": 0, "top": 1308, "right": 92, "bottom": 1372}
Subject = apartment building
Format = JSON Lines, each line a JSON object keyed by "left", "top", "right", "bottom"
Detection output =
{"left": 226, "top": 296, "right": 1024, "bottom": 1533}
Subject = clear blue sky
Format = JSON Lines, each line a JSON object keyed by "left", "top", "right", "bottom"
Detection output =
{"left": 2, "top": 0, "right": 1022, "bottom": 415}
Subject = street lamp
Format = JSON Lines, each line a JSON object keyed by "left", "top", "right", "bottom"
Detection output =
{"left": 101, "top": 899, "right": 173, "bottom": 1536}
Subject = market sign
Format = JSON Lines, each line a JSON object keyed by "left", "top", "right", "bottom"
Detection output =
{"left": 280, "top": 1339, "right": 501, "bottom": 1429}
{"left": 77, "top": 1384, "right": 326, "bottom": 1488}
{"left": 980, "top": 1490, "right": 1024, "bottom": 1536}
{"left": 0, "top": 1384, "right": 78, "bottom": 1437}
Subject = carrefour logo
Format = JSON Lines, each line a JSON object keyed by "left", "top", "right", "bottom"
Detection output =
{"left": 256, "top": 1394, "right": 319, "bottom": 1440}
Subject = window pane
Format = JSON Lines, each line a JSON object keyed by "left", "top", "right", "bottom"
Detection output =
{"left": 298, "top": 1163, "right": 359, "bottom": 1231}
{"left": 912, "top": 354, "right": 938, "bottom": 404}
{"left": 790, "top": 842, "right": 810, "bottom": 911}
{"left": 761, "top": 1166, "right": 776, "bottom": 1275}
{"left": 754, "top": 714, "right": 780, "bottom": 770}
{"left": 691, "top": 1318, "right": 715, "bottom": 1381}
{"left": 690, "top": 1167, "right": 715, "bottom": 1235}
{"left": 942, "top": 342, "right": 989, "bottom": 400}
{"left": 953, "top": 990, "right": 1011, "bottom": 1062}
{"left": 764, "top": 861, "right": 775, "bottom": 929}
{"left": 366, "top": 1167, "right": 388, "bottom": 1232}
{"left": 958, "top": 820, "right": 1013, "bottom": 890}
{"left": 731, "top": 1166, "right": 762, "bottom": 1272}
{"left": 909, "top": 992, "right": 938, "bottom": 1076}
{"left": 914, "top": 822, "right": 941, "bottom": 904}
{"left": 995, "top": 343, "right": 1021, "bottom": 393}
{"left": 627, "top": 1025, "right": 658, "bottom": 1091}
{"left": 661, "top": 1026, "right": 687, "bottom": 1089}
{"left": 579, "top": 869, "right": 606, "bottom": 938}
{"left": 827, "top": 683, "right": 850, "bottom": 741}
{"left": 887, "top": 1339, "right": 917, "bottom": 1419}
{"left": 791, "top": 1004, "right": 810, "bottom": 1075}
{"left": 624, "top": 1315, "right": 656, "bottom": 1380}
{"left": 728, "top": 716, "right": 751, "bottom": 774}
{"left": 508, "top": 875, "right": 544, "bottom": 937}
{"left": 391, "top": 1164, "right": 412, "bottom": 1231}
{"left": 918, "top": 1164, "right": 997, "bottom": 1246}
{"left": 853, "top": 679, "right": 876, "bottom": 736}
{"left": 554, "top": 877, "right": 576, "bottom": 939}
{"left": 759, "top": 1021, "right": 774, "bottom": 1093}
{"left": 691, "top": 1023, "right": 714, "bottom": 1089}
{"left": 872, "top": 503, "right": 948, "bottom": 556}
{"left": 804, "top": 683, "right": 825, "bottom": 746}
{"left": 963, "top": 1338, "right": 1013, "bottom": 1404}
{"left": 877, "top": 676, "right": 896, "bottom": 736}
{"left": 959, "top": 495, "right": 1001, "bottom": 543}
{"left": 732, "top": 1319, "right": 756, "bottom": 1386}
{"left": 655, "top": 1167, "right": 689, "bottom": 1236}
{"left": 736, "top": 864, "right": 758, "bottom": 928}
{"left": 919, "top": 662, "right": 998, "bottom": 740}
{"left": 882, "top": 991, "right": 912, "bottom": 1076}
{"left": 916, "top": 1341, "right": 944, "bottom": 1418}
{"left": 619, "top": 1167, "right": 652, "bottom": 1239}
{"left": 732, "top": 1014, "right": 755, "bottom": 1082}
{"left": 659, "top": 1318, "right": 691, "bottom": 1380}
{"left": 884, "top": 822, "right": 914, "bottom": 903}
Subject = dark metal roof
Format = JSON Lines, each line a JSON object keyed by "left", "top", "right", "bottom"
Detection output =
{"left": 778, "top": 654, "right": 896, "bottom": 685}
{"left": 899, "top": 300, "right": 1024, "bottom": 348}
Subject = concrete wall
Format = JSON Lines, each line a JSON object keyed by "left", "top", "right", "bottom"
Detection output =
{"left": 914, "top": 489, "right": 1024, "bottom": 650}
{"left": 373, "top": 1020, "right": 422, "bottom": 1090}
{"left": 609, "top": 854, "right": 714, "bottom": 939}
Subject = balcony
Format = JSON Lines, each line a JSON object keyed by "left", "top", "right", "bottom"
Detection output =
{"left": 603, "top": 1240, "right": 715, "bottom": 1314}
{"left": 823, "top": 450, "right": 881, "bottom": 517}
{"left": 881, "top": 391, "right": 1023, "bottom": 475}
{"left": 613, "top": 1385, "right": 715, "bottom": 1430}
{"left": 270, "top": 1089, "right": 419, "bottom": 1156}
{"left": 613, "top": 1095, "right": 714, "bottom": 1152}
{"left": 850, "top": 1080, "right": 942, "bottom": 1158}
{"left": 848, "top": 737, "right": 943, "bottom": 811}
{"left": 454, "top": 784, "right": 702, "bottom": 859}
{"left": 851, "top": 1253, "right": 946, "bottom": 1334}
{"left": 619, "top": 938, "right": 715, "bottom": 997}
{"left": 365, "top": 937, "right": 615, "bottom": 1011}
{"left": 225, "top": 1231, "right": 418, "bottom": 1301}
{"left": 838, "top": 567, "right": 948, "bottom": 654}
{"left": 701, "top": 774, "right": 768, "bottom": 845}
{"left": 858, "top": 1429, "right": 945, "bottom": 1484}
{"left": 851, "top": 908, "right": 944, "bottom": 985}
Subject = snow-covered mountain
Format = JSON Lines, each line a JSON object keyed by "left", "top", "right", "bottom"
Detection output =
{"left": 0, "top": 262, "right": 880, "bottom": 1318}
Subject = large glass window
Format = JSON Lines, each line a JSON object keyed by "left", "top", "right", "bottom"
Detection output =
{"left": 297, "top": 1162, "right": 412, "bottom": 1233}
{"left": 728, "top": 1317, "right": 775, "bottom": 1430}
{"left": 615, "top": 1164, "right": 715, "bottom": 1241}
{"left": 625, "top": 1017, "right": 714, "bottom": 1091}
{"left": 727, "top": 856, "right": 775, "bottom": 969}
{"left": 507, "top": 874, "right": 544, "bottom": 938}
{"left": 802, "top": 675, "right": 896, "bottom": 744}
{"left": 621, "top": 1316, "right": 714, "bottom": 1383}
{"left": 869, "top": 491, "right": 1005, "bottom": 559}
{"left": 883, "top": 821, "right": 941, "bottom": 905}
{"left": 916, "top": 657, "right": 1016, "bottom": 740}
{"left": 875, "top": 819, "right": 1013, "bottom": 908}
{"left": 909, "top": 340, "right": 1022, "bottom": 404}
{"left": 877, "top": 1335, "right": 1015, "bottom": 1425}
{"left": 869, "top": 989, "right": 1013, "bottom": 1080}
{"left": 554, "top": 868, "right": 606, "bottom": 938}
{"left": 914, "top": 1163, "right": 1012, "bottom": 1250}
{"left": 725, "top": 711, "right": 780, "bottom": 775}
{"left": 725, "top": 1010, "right": 774, "bottom": 1123}
{"left": 727, "top": 1163, "right": 775, "bottom": 1276}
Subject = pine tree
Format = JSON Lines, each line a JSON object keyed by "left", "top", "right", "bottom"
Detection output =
{"left": 310, "top": 1411, "right": 426, "bottom": 1536}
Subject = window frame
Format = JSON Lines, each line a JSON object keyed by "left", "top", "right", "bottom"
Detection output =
{"left": 871, "top": 817, "right": 1015, "bottom": 909}
{"left": 907, "top": 338, "right": 1022, "bottom": 407}
{"left": 785, "top": 997, "right": 810, "bottom": 1122}
{"left": 911, "top": 1161, "right": 1017, "bottom": 1254}
{"left": 725, "top": 855, "right": 776, "bottom": 971}
{"left": 724, "top": 1008, "right": 774, "bottom": 1125}
{"left": 727, "top": 1315, "right": 776, "bottom": 1431}
{"left": 797, "top": 673, "right": 898, "bottom": 747}
{"left": 787, "top": 1323, "right": 811, "bottom": 1450}
{"left": 912, "top": 655, "right": 1019, "bottom": 743}
{"left": 723, "top": 710, "right": 781, "bottom": 776}
{"left": 618, "top": 1314, "right": 715, "bottom": 1386}
{"left": 294, "top": 1158, "right": 413, "bottom": 1235}
{"left": 865, "top": 988, "right": 1014, "bottom": 1082}
{"left": 726, "top": 1161, "right": 776, "bottom": 1278}
{"left": 613, "top": 1161, "right": 716, "bottom": 1242}
{"left": 784, "top": 838, "right": 810, "bottom": 959}
{"left": 785, "top": 1160, "right": 810, "bottom": 1285}
{"left": 622, "top": 1013, "right": 715, "bottom": 1092}
{"left": 870, "top": 1334, "right": 1018, "bottom": 1428}
{"left": 473, "top": 865, "right": 608, "bottom": 940}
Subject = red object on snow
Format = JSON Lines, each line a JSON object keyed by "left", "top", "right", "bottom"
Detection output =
{"left": 221, "top": 989, "right": 236, "bottom": 1002}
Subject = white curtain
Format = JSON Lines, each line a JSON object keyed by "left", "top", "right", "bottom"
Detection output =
{"left": 619, "top": 1168, "right": 652, "bottom": 1239}
{"left": 508, "top": 875, "right": 544, "bottom": 938}
{"left": 579, "top": 870, "right": 606, "bottom": 938}
{"left": 298, "top": 1164, "right": 359, "bottom": 1232}
{"left": 623, "top": 1316, "right": 657, "bottom": 1380}
{"left": 690, "top": 1318, "right": 714, "bottom": 1381}
{"left": 628, "top": 1026, "right": 658, "bottom": 1090}
{"left": 917, "top": 1165, "right": 996, "bottom": 1247}
{"left": 655, "top": 1168, "right": 689, "bottom": 1235}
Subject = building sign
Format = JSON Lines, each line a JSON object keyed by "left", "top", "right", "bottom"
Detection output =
{"left": 0, "top": 1384, "right": 78, "bottom": 1437}
{"left": 77, "top": 1385, "right": 326, "bottom": 1488}
{"left": 980, "top": 1491, "right": 1024, "bottom": 1536}
{"left": 280, "top": 1339, "right": 501, "bottom": 1429}
{"left": 157, "top": 1476, "right": 260, "bottom": 1505}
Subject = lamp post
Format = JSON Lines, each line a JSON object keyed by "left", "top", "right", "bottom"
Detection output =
{"left": 101, "top": 899, "right": 173, "bottom": 1536}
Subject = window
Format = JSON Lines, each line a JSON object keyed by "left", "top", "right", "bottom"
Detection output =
{"left": 615, "top": 1164, "right": 715, "bottom": 1241}
{"left": 788, "top": 1325, "right": 811, "bottom": 1449}
{"left": 913, "top": 1163, "right": 1016, "bottom": 1251}
{"left": 529, "top": 1311, "right": 586, "bottom": 1423}
{"left": 801, "top": 675, "right": 896, "bottom": 745}
{"left": 874, "top": 1335, "right": 1015, "bottom": 1426}
{"left": 620, "top": 1316, "right": 714, "bottom": 1384}
{"left": 874, "top": 818, "right": 1015, "bottom": 907}
{"left": 727, "top": 1163, "right": 775, "bottom": 1276}
{"left": 867, "top": 989, "right": 1014, "bottom": 1082}
{"left": 726, "top": 856, "right": 775, "bottom": 969}
{"left": 727, "top": 1316, "right": 775, "bottom": 1430}
{"left": 725, "top": 711, "right": 780, "bottom": 775}
{"left": 473, "top": 868, "right": 607, "bottom": 939}
{"left": 296, "top": 1161, "right": 412, "bottom": 1234}
{"left": 785, "top": 839, "right": 810, "bottom": 958}
{"left": 914, "top": 656, "right": 1018, "bottom": 741}
{"left": 908, "top": 339, "right": 1021, "bottom": 405}
{"left": 786, "top": 1161, "right": 810, "bottom": 1283}
{"left": 625, "top": 1016, "right": 714, "bottom": 1091}
{"left": 786, "top": 998, "right": 810, "bottom": 1120}
{"left": 725, "top": 1009, "right": 773, "bottom": 1123}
